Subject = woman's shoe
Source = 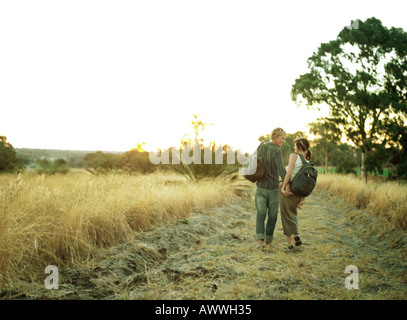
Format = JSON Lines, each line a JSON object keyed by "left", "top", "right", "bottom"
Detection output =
{"left": 288, "top": 245, "right": 294, "bottom": 250}
{"left": 294, "top": 235, "right": 302, "bottom": 246}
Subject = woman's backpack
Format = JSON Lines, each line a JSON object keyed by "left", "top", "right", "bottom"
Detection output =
{"left": 290, "top": 154, "right": 318, "bottom": 197}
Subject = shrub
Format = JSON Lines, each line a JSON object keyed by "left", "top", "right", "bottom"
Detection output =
{"left": 35, "top": 159, "right": 69, "bottom": 175}
{"left": 170, "top": 145, "right": 239, "bottom": 182}
{"left": 0, "top": 136, "right": 22, "bottom": 173}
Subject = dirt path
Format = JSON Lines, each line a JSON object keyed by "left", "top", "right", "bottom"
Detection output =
{"left": 22, "top": 189, "right": 407, "bottom": 300}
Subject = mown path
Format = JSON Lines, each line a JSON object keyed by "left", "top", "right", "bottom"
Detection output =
{"left": 27, "top": 189, "right": 407, "bottom": 299}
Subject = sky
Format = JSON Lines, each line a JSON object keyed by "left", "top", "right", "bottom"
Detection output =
{"left": 1, "top": 0, "right": 407, "bottom": 154}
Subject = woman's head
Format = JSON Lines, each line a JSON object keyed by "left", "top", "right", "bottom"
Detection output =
{"left": 294, "top": 137, "right": 312, "bottom": 160}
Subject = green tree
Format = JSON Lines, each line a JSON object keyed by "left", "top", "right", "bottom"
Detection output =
{"left": 84, "top": 151, "right": 109, "bottom": 169}
{"left": 0, "top": 136, "right": 22, "bottom": 172}
{"left": 84, "top": 151, "right": 123, "bottom": 170}
{"left": 378, "top": 115, "right": 407, "bottom": 178}
{"left": 335, "top": 143, "right": 358, "bottom": 175}
{"left": 291, "top": 17, "right": 407, "bottom": 181}
{"left": 53, "top": 158, "right": 69, "bottom": 174}
{"left": 308, "top": 118, "right": 342, "bottom": 173}
{"left": 35, "top": 158, "right": 69, "bottom": 175}
{"left": 122, "top": 148, "right": 155, "bottom": 174}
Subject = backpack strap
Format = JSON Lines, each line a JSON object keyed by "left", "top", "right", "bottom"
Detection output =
{"left": 296, "top": 153, "right": 307, "bottom": 165}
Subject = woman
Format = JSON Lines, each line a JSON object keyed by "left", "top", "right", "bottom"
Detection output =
{"left": 279, "top": 137, "right": 312, "bottom": 250}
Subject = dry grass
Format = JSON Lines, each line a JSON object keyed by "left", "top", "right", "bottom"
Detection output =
{"left": 4, "top": 170, "right": 406, "bottom": 299}
{"left": 96, "top": 190, "right": 407, "bottom": 300}
{"left": 2, "top": 172, "right": 406, "bottom": 300}
{"left": 315, "top": 174, "right": 407, "bottom": 230}
{"left": 0, "top": 170, "right": 246, "bottom": 288}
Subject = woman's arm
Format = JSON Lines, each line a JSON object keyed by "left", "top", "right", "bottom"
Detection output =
{"left": 281, "top": 153, "right": 298, "bottom": 194}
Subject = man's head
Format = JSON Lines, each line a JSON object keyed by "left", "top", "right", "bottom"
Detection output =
{"left": 271, "top": 127, "right": 287, "bottom": 147}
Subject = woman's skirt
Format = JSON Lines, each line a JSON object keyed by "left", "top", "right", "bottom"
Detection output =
{"left": 278, "top": 188, "right": 300, "bottom": 236}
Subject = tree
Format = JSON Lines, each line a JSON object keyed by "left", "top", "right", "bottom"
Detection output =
{"left": 180, "top": 114, "right": 213, "bottom": 147}
{"left": 122, "top": 148, "right": 155, "bottom": 174}
{"left": 374, "top": 112, "right": 407, "bottom": 178}
{"left": 308, "top": 118, "right": 342, "bottom": 173}
{"left": 0, "top": 136, "right": 22, "bottom": 172}
{"left": 291, "top": 18, "right": 407, "bottom": 181}
{"left": 84, "top": 151, "right": 123, "bottom": 170}
{"left": 35, "top": 158, "right": 69, "bottom": 175}
{"left": 335, "top": 143, "right": 358, "bottom": 175}
{"left": 175, "top": 115, "right": 237, "bottom": 181}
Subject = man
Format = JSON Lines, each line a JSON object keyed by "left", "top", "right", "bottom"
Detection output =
{"left": 255, "top": 127, "right": 288, "bottom": 249}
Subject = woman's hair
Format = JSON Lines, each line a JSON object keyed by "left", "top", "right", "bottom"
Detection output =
{"left": 271, "top": 127, "right": 287, "bottom": 141}
{"left": 295, "top": 137, "right": 312, "bottom": 160}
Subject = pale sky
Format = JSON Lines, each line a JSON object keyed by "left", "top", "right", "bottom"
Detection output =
{"left": 1, "top": 0, "right": 406, "bottom": 153}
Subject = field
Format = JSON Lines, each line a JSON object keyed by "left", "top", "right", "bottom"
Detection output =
{"left": 315, "top": 174, "right": 407, "bottom": 230}
{"left": 0, "top": 170, "right": 245, "bottom": 291}
{"left": 0, "top": 171, "right": 406, "bottom": 300}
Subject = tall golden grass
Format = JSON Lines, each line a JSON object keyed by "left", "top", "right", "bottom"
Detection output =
{"left": 0, "top": 170, "right": 245, "bottom": 287}
{"left": 315, "top": 174, "right": 407, "bottom": 230}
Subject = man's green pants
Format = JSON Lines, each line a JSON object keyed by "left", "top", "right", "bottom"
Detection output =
{"left": 255, "top": 186, "right": 279, "bottom": 243}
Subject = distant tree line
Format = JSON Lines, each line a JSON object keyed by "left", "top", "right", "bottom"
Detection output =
{"left": 83, "top": 143, "right": 241, "bottom": 181}
{"left": 83, "top": 146, "right": 155, "bottom": 174}
{"left": 15, "top": 148, "right": 91, "bottom": 168}
{"left": 1, "top": 130, "right": 405, "bottom": 179}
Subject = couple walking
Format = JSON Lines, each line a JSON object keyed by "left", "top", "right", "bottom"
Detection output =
{"left": 255, "top": 127, "right": 311, "bottom": 250}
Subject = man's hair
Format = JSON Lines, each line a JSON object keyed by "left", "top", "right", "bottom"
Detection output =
{"left": 271, "top": 127, "right": 286, "bottom": 141}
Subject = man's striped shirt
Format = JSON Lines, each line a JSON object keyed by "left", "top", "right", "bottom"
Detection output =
{"left": 256, "top": 141, "right": 287, "bottom": 190}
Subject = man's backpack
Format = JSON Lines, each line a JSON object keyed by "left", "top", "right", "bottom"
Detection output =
{"left": 240, "top": 143, "right": 265, "bottom": 183}
{"left": 290, "top": 154, "right": 318, "bottom": 197}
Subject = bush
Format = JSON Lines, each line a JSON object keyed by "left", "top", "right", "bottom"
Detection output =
{"left": 0, "top": 136, "right": 22, "bottom": 173}
{"left": 35, "top": 159, "right": 69, "bottom": 175}
{"left": 121, "top": 149, "right": 156, "bottom": 174}
{"left": 84, "top": 150, "right": 156, "bottom": 174}
{"left": 168, "top": 145, "right": 239, "bottom": 182}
